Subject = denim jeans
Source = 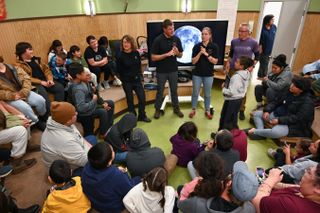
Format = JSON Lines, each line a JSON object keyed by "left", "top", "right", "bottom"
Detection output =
{"left": 8, "top": 91, "right": 46, "bottom": 122}
{"left": 191, "top": 75, "right": 213, "bottom": 111}
{"left": 253, "top": 110, "right": 289, "bottom": 138}
{"left": 187, "top": 161, "right": 198, "bottom": 180}
{"left": 258, "top": 54, "right": 270, "bottom": 78}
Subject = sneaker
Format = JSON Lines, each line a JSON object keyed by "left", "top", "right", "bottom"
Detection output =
{"left": 0, "top": 165, "right": 13, "bottom": 178}
{"left": 98, "top": 83, "right": 105, "bottom": 92}
{"left": 174, "top": 108, "right": 184, "bottom": 118}
{"left": 239, "top": 111, "right": 245, "bottom": 120}
{"left": 11, "top": 158, "right": 37, "bottom": 175}
{"left": 205, "top": 111, "right": 213, "bottom": 120}
{"left": 113, "top": 77, "right": 122, "bottom": 86}
{"left": 189, "top": 110, "right": 196, "bottom": 118}
{"left": 154, "top": 110, "right": 161, "bottom": 119}
{"left": 267, "top": 148, "right": 277, "bottom": 158}
{"left": 102, "top": 81, "right": 110, "bottom": 89}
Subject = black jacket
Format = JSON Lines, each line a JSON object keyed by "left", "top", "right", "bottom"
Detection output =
{"left": 264, "top": 90, "right": 314, "bottom": 137}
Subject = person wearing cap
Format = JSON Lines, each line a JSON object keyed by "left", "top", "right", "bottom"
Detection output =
{"left": 252, "top": 164, "right": 320, "bottom": 213}
{"left": 126, "top": 128, "right": 165, "bottom": 177}
{"left": 41, "top": 102, "right": 97, "bottom": 174}
{"left": 246, "top": 75, "right": 314, "bottom": 140}
{"left": 178, "top": 155, "right": 256, "bottom": 212}
{"left": 254, "top": 54, "right": 292, "bottom": 109}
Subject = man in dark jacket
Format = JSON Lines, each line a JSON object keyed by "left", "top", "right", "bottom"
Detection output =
{"left": 105, "top": 113, "right": 137, "bottom": 162}
{"left": 126, "top": 128, "right": 165, "bottom": 177}
{"left": 248, "top": 75, "right": 314, "bottom": 140}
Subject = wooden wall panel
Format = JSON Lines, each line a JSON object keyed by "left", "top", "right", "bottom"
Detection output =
{"left": 0, "top": 12, "right": 216, "bottom": 64}
{"left": 0, "top": 11, "right": 318, "bottom": 72}
{"left": 293, "top": 13, "right": 320, "bottom": 73}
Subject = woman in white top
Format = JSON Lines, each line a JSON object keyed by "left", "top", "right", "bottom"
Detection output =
{"left": 123, "top": 167, "right": 175, "bottom": 213}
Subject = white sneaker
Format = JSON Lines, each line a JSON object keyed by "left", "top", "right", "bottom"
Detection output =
{"left": 113, "top": 78, "right": 122, "bottom": 86}
{"left": 267, "top": 148, "right": 276, "bottom": 158}
{"left": 98, "top": 83, "right": 105, "bottom": 91}
{"left": 102, "top": 81, "right": 110, "bottom": 89}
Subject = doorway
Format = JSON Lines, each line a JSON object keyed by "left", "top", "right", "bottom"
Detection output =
{"left": 256, "top": 0, "right": 310, "bottom": 68}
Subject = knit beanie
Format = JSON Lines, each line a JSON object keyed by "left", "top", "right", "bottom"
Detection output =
{"left": 51, "top": 102, "right": 76, "bottom": 125}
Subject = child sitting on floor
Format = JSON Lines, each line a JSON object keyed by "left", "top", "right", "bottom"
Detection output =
{"left": 170, "top": 122, "right": 205, "bottom": 167}
{"left": 42, "top": 160, "right": 91, "bottom": 213}
{"left": 123, "top": 167, "right": 175, "bottom": 213}
{"left": 268, "top": 139, "right": 312, "bottom": 167}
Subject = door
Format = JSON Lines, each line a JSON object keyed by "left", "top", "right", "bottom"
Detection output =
{"left": 256, "top": 0, "right": 310, "bottom": 67}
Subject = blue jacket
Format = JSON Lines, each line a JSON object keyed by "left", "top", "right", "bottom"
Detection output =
{"left": 81, "top": 164, "right": 140, "bottom": 213}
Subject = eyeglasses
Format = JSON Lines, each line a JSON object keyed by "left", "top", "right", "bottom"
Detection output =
{"left": 238, "top": 30, "right": 249, "bottom": 33}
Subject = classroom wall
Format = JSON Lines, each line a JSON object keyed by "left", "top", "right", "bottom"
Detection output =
{"left": 0, "top": 0, "right": 319, "bottom": 72}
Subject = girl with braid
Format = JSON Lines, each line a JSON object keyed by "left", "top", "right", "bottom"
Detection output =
{"left": 123, "top": 167, "right": 175, "bottom": 213}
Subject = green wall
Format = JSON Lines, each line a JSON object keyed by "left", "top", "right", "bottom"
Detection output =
{"left": 4, "top": 0, "right": 320, "bottom": 20}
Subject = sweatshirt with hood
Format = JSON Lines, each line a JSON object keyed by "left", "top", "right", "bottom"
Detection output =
{"left": 42, "top": 177, "right": 91, "bottom": 213}
{"left": 170, "top": 134, "right": 204, "bottom": 167}
{"left": 81, "top": 164, "right": 140, "bottom": 213}
{"left": 41, "top": 117, "right": 90, "bottom": 170}
{"left": 126, "top": 128, "right": 165, "bottom": 177}
{"left": 230, "top": 129, "right": 248, "bottom": 161}
{"left": 105, "top": 113, "right": 137, "bottom": 152}
{"left": 178, "top": 196, "right": 255, "bottom": 213}
{"left": 123, "top": 182, "right": 175, "bottom": 213}
{"left": 223, "top": 70, "right": 250, "bottom": 100}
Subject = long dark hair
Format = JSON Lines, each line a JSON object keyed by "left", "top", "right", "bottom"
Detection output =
{"left": 263, "top": 14, "right": 274, "bottom": 26}
{"left": 143, "top": 167, "right": 168, "bottom": 210}
{"left": 67, "top": 45, "right": 80, "bottom": 59}
{"left": 177, "top": 121, "right": 198, "bottom": 142}
{"left": 190, "top": 152, "right": 224, "bottom": 199}
{"left": 48, "top": 39, "right": 63, "bottom": 55}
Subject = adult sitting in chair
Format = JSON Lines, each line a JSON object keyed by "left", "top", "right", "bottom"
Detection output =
{"left": 247, "top": 75, "right": 314, "bottom": 140}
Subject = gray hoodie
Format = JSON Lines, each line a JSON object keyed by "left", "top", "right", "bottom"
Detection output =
{"left": 70, "top": 82, "right": 97, "bottom": 116}
{"left": 178, "top": 197, "right": 255, "bottom": 213}
{"left": 41, "top": 117, "right": 91, "bottom": 170}
{"left": 265, "top": 66, "right": 292, "bottom": 91}
{"left": 222, "top": 70, "right": 250, "bottom": 100}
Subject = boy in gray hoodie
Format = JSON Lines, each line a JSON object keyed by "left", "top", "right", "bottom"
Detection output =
{"left": 219, "top": 56, "right": 254, "bottom": 130}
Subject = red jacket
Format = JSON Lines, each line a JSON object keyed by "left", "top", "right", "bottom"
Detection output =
{"left": 231, "top": 129, "right": 248, "bottom": 161}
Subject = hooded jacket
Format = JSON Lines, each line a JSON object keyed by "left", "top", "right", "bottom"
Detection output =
{"left": 178, "top": 197, "right": 255, "bottom": 213}
{"left": 81, "top": 164, "right": 140, "bottom": 213}
{"left": 170, "top": 134, "right": 204, "bottom": 167}
{"left": 42, "top": 177, "right": 91, "bottom": 213}
{"left": 123, "top": 182, "right": 175, "bottom": 213}
{"left": 265, "top": 66, "right": 292, "bottom": 91}
{"left": 264, "top": 90, "right": 314, "bottom": 137}
{"left": 230, "top": 129, "right": 247, "bottom": 162}
{"left": 105, "top": 113, "right": 137, "bottom": 152}
{"left": 41, "top": 117, "right": 90, "bottom": 170}
{"left": 126, "top": 128, "right": 165, "bottom": 177}
{"left": 222, "top": 70, "right": 250, "bottom": 100}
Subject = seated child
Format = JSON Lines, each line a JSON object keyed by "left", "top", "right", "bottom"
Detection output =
{"left": 68, "top": 45, "right": 97, "bottom": 87}
{"left": 42, "top": 160, "right": 91, "bottom": 213}
{"left": 81, "top": 143, "right": 140, "bottom": 213}
{"left": 68, "top": 62, "right": 114, "bottom": 137}
{"left": 49, "top": 52, "right": 72, "bottom": 87}
{"left": 170, "top": 121, "right": 205, "bottom": 167}
{"left": 268, "top": 139, "right": 312, "bottom": 167}
{"left": 123, "top": 167, "right": 175, "bottom": 213}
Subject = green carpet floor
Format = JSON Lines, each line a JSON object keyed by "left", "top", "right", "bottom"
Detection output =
{"left": 128, "top": 79, "right": 278, "bottom": 188}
